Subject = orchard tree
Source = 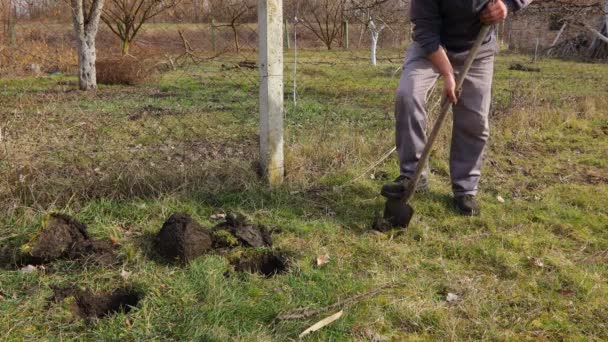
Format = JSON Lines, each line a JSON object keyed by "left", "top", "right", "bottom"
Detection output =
{"left": 207, "top": 0, "right": 255, "bottom": 53}
{"left": 300, "top": 0, "right": 347, "bottom": 50}
{"left": 587, "top": 0, "right": 608, "bottom": 58}
{"left": 101, "top": 0, "right": 178, "bottom": 55}
{"left": 70, "top": 0, "right": 105, "bottom": 90}
{"left": 346, "top": 0, "right": 406, "bottom": 65}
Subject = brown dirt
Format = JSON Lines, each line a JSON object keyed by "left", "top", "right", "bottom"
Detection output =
{"left": 213, "top": 213, "right": 272, "bottom": 248}
{"left": 231, "top": 251, "right": 289, "bottom": 277}
{"left": 25, "top": 213, "right": 117, "bottom": 265}
{"left": 371, "top": 213, "right": 393, "bottom": 233}
{"left": 379, "top": 199, "right": 414, "bottom": 230}
{"left": 154, "top": 213, "right": 214, "bottom": 263}
{"left": 50, "top": 286, "right": 142, "bottom": 320}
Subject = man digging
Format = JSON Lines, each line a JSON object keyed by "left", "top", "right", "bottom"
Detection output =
{"left": 382, "top": 0, "right": 532, "bottom": 216}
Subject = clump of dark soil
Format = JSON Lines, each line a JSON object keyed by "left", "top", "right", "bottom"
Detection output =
{"left": 153, "top": 213, "right": 277, "bottom": 265}
{"left": 154, "top": 213, "right": 214, "bottom": 263}
{"left": 372, "top": 199, "right": 413, "bottom": 232}
{"left": 213, "top": 213, "right": 272, "bottom": 248}
{"left": 231, "top": 251, "right": 289, "bottom": 277}
{"left": 50, "top": 286, "right": 142, "bottom": 320}
{"left": 23, "top": 213, "right": 117, "bottom": 265}
{"left": 371, "top": 213, "right": 393, "bottom": 233}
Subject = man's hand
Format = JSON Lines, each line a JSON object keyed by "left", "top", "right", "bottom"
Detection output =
{"left": 443, "top": 73, "right": 458, "bottom": 104}
{"left": 481, "top": 0, "right": 508, "bottom": 24}
{"left": 427, "top": 47, "right": 458, "bottom": 104}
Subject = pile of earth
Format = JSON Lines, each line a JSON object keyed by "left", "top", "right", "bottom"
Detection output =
{"left": 230, "top": 251, "right": 290, "bottom": 277}
{"left": 20, "top": 213, "right": 117, "bottom": 266}
{"left": 154, "top": 213, "right": 288, "bottom": 276}
{"left": 49, "top": 285, "right": 142, "bottom": 320}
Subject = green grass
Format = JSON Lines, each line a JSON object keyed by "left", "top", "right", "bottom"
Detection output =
{"left": 0, "top": 48, "right": 607, "bottom": 340}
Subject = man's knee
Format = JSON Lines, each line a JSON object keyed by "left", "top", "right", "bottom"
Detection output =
{"left": 395, "top": 82, "right": 425, "bottom": 117}
{"left": 454, "top": 111, "right": 489, "bottom": 140}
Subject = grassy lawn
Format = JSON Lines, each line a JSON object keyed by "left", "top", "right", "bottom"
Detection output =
{"left": 0, "top": 48, "right": 607, "bottom": 340}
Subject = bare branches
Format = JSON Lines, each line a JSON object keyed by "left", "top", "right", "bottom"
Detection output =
{"left": 206, "top": 0, "right": 256, "bottom": 52}
{"left": 101, "top": 0, "right": 179, "bottom": 55}
{"left": 299, "top": 0, "right": 347, "bottom": 50}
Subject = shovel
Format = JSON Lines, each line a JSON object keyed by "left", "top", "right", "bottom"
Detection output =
{"left": 381, "top": 25, "right": 492, "bottom": 229}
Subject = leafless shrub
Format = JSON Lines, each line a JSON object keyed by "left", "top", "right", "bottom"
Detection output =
{"left": 96, "top": 57, "right": 151, "bottom": 85}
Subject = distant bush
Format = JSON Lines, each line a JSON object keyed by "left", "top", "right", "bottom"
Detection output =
{"left": 96, "top": 57, "right": 151, "bottom": 86}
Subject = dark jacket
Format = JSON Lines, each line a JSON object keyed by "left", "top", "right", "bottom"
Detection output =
{"left": 411, "top": 0, "right": 533, "bottom": 55}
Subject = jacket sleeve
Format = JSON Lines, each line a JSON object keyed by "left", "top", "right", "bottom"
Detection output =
{"left": 410, "top": 0, "right": 442, "bottom": 55}
{"left": 503, "top": 0, "right": 534, "bottom": 12}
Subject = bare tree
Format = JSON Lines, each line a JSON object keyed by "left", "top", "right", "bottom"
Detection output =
{"left": 71, "top": 0, "right": 104, "bottom": 90}
{"left": 346, "top": 0, "right": 406, "bottom": 65}
{"left": 587, "top": 0, "right": 608, "bottom": 58}
{"left": 101, "top": 0, "right": 178, "bottom": 55}
{"left": 207, "top": 0, "right": 255, "bottom": 53}
{"left": 300, "top": 0, "right": 347, "bottom": 50}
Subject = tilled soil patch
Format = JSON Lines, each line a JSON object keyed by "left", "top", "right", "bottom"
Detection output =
{"left": 154, "top": 213, "right": 276, "bottom": 264}
{"left": 154, "top": 213, "right": 214, "bottom": 263}
{"left": 21, "top": 213, "right": 117, "bottom": 266}
{"left": 231, "top": 251, "right": 290, "bottom": 277}
{"left": 213, "top": 213, "right": 272, "bottom": 248}
{"left": 50, "top": 286, "right": 142, "bottom": 320}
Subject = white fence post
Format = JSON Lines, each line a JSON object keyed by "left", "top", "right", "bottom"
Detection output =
{"left": 258, "top": 0, "right": 284, "bottom": 186}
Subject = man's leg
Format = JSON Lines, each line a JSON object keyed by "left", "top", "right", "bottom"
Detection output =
{"left": 395, "top": 43, "right": 440, "bottom": 181}
{"left": 450, "top": 55, "right": 494, "bottom": 204}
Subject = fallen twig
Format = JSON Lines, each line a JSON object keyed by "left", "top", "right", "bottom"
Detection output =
{"left": 298, "top": 310, "right": 344, "bottom": 339}
{"left": 276, "top": 280, "right": 406, "bottom": 321}
{"left": 509, "top": 63, "right": 541, "bottom": 73}
{"left": 334, "top": 146, "right": 396, "bottom": 190}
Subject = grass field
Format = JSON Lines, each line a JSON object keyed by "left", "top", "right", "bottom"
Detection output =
{"left": 1, "top": 48, "right": 607, "bottom": 340}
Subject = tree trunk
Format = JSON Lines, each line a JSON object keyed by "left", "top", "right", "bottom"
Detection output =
{"left": 371, "top": 31, "right": 378, "bottom": 66}
{"left": 76, "top": 35, "right": 97, "bottom": 90}
{"left": 71, "top": 0, "right": 104, "bottom": 91}
{"left": 121, "top": 39, "right": 130, "bottom": 55}
{"left": 231, "top": 25, "right": 239, "bottom": 52}
{"left": 369, "top": 20, "right": 383, "bottom": 66}
{"left": 8, "top": 0, "right": 15, "bottom": 47}
{"left": 193, "top": 0, "right": 200, "bottom": 23}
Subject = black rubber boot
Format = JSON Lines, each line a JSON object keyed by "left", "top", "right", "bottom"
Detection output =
{"left": 381, "top": 175, "right": 429, "bottom": 199}
{"left": 454, "top": 195, "right": 480, "bottom": 216}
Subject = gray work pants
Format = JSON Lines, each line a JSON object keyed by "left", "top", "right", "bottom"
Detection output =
{"left": 395, "top": 42, "right": 494, "bottom": 196}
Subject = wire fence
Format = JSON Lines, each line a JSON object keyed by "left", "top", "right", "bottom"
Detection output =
{"left": 1, "top": 3, "right": 606, "bottom": 213}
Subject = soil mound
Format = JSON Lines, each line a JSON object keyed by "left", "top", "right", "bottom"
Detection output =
{"left": 213, "top": 213, "right": 272, "bottom": 248}
{"left": 50, "top": 286, "right": 142, "bottom": 320}
{"left": 23, "top": 213, "right": 116, "bottom": 265}
{"left": 154, "top": 213, "right": 214, "bottom": 263}
{"left": 231, "top": 251, "right": 289, "bottom": 277}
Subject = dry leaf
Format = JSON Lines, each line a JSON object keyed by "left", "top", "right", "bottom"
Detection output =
{"left": 531, "top": 258, "right": 544, "bottom": 268}
{"left": 299, "top": 310, "right": 344, "bottom": 339}
{"left": 446, "top": 293, "right": 460, "bottom": 303}
{"left": 316, "top": 254, "right": 330, "bottom": 267}
{"left": 210, "top": 213, "right": 226, "bottom": 220}
{"left": 109, "top": 234, "right": 120, "bottom": 245}
{"left": 497, "top": 196, "right": 505, "bottom": 203}
{"left": 20, "top": 265, "right": 37, "bottom": 274}
{"left": 120, "top": 270, "right": 132, "bottom": 281}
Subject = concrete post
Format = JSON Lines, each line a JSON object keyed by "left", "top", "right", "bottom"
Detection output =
{"left": 8, "top": 0, "right": 15, "bottom": 47}
{"left": 258, "top": 0, "right": 284, "bottom": 186}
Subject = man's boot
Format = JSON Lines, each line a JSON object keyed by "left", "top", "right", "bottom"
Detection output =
{"left": 453, "top": 195, "right": 480, "bottom": 216}
{"left": 381, "top": 175, "right": 429, "bottom": 199}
